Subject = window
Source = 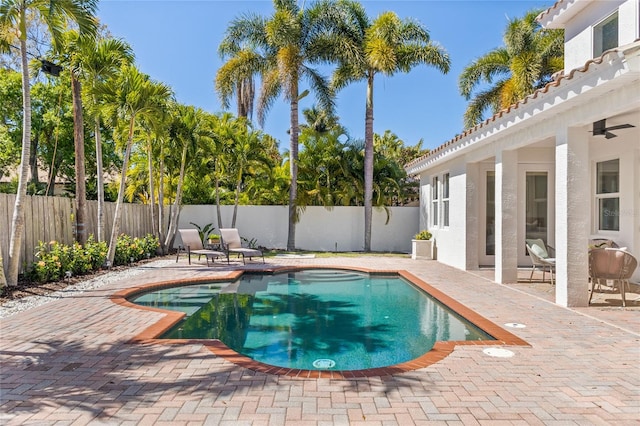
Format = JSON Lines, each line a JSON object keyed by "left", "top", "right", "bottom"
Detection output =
{"left": 594, "top": 12, "right": 618, "bottom": 57}
{"left": 432, "top": 176, "right": 439, "bottom": 226}
{"left": 442, "top": 173, "right": 450, "bottom": 227}
{"left": 596, "top": 159, "right": 619, "bottom": 231}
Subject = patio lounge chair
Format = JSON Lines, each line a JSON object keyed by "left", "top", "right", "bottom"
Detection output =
{"left": 525, "top": 238, "right": 556, "bottom": 285}
{"left": 176, "top": 229, "right": 225, "bottom": 266}
{"left": 220, "top": 228, "right": 264, "bottom": 264}
{"left": 588, "top": 248, "right": 638, "bottom": 307}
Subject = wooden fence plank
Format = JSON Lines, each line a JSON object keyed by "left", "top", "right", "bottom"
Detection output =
{"left": 0, "top": 194, "right": 160, "bottom": 273}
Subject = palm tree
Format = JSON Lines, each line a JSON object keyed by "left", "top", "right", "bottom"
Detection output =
{"left": 57, "top": 29, "right": 100, "bottom": 245}
{"left": 216, "top": 45, "right": 264, "bottom": 121}
{"left": 226, "top": 120, "right": 272, "bottom": 227}
{"left": 96, "top": 65, "right": 172, "bottom": 265}
{"left": 219, "top": 0, "right": 336, "bottom": 251}
{"left": 138, "top": 109, "right": 170, "bottom": 243}
{"left": 81, "top": 37, "right": 134, "bottom": 242}
{"left": 330, "top": 2, "right": 450, "bottom": 251}
{"left": 0, "top": 0, "right": 98, "bottom": 287}
{"left": 459, "top": 9, "right": 563, "bottom": 129}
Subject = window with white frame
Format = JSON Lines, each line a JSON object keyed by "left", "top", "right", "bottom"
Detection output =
{"left": 596, "top": 159, "right": 619, "bottom": 231}
{"left": 431, "top": 176, "right": 439, "bottom": 227}
{"left": 593, "top": 12, "right": 618, "bottom": 57}
{"left": 442, "top": 173, "right": 450, "bottom": 227}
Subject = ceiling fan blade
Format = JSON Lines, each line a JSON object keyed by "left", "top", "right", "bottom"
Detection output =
{"left": 592, "top": 119, "right": 606, "bottom": 135}
{"left": 604, "top": 131, "right": 617, "bottom": 139}
{"left": 605, "top": 123, "right": 635, "bottom": 131}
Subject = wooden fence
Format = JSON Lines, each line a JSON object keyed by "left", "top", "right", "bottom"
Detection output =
{"left": 0, "top": 194, "right": 158, "bottom": 274}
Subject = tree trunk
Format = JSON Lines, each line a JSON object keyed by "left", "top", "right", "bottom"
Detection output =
{"left": 287, "top": 84, "right": 299, "bottom": 251}
{"left": 6, "top": 35, "right": 33, "bottom": 287}
{"left": 215, "top": 170, "right": 222, "bottom": 230}
{"left": 363, "top": 71, "right": 374, "bottom": 252}
{"left": 0, "top": 243, "right": 6, "bottom": 289}
{"left": 94, "top": 115, "right": 105, "bottom": 242}
{"left": 107, "top": 116, "right": 135, "bottom": 265}
{"left": 147, "top": 138, "right": 158, "bottom": 238}
{"left": 46, "top": 159, "right": 59, "bottom": 196}
{"left": 29, "top": 132, "right": 38, "bottom": 184}
{"left": 157, "top": 152, "right": 166, "bottom": 253}
{"left": 71, "top": 74, "right": 87, "bottom": 244}
{"left": 232, "top": 168, "right": 241, "bottom": 228}
{"left": 164, "top": 144, "right": 188, "bottom": 251}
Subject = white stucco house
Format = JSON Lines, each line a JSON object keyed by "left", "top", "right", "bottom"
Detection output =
{"left": 406, "top": 0, "right": 640, "bottom": 307}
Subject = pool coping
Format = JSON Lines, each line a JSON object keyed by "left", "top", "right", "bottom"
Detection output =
{"left": 110, "top": 265, "right": 529, "bottom": 378}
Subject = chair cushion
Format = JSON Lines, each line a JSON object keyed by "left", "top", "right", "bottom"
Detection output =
{"left": 526, "top": 239, "right": 549, "bottom": 259}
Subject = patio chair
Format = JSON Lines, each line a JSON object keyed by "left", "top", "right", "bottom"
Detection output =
{"left": 176, "top": 229, "right": 225, "bottom": 266}
{"left": 588, "top": 248, "right": 638, "bottom": 307}
{"left": 220, "top": 228, "right": 264, "bottom": 264}
{"left": 525, "top": 238, "right": 556, "bottom": 285}
{"left": 588, "top": 238, "right": 619, "bottom": 249}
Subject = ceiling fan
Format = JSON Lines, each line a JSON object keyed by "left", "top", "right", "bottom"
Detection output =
{"left": 592, "top": 119, "right": 635, "bottom": 139}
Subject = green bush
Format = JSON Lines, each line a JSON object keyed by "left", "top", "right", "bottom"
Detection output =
{"left": 414, "top": 230, "right": 433, "bottom": 240}
{"left": 29, "top": 233, "right": 158, "bottom": 283}
{"left": 114, "top": 233, "right": 159, "bottom": 266}
{"left": 30, "top": 237, "right": 108, "bottom": 283}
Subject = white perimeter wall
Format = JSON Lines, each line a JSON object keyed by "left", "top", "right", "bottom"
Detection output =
{"left": 176, "top": 205, "right": 419, "bottom": 253}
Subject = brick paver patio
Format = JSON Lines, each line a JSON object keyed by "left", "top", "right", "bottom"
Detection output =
{"left": 1, "top": 255, "right": 638, "bottom": 425}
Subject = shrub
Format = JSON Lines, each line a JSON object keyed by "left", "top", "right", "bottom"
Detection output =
{"left": 29, "top": 233, "right": 157, "bottom": 283}
{"left": 30, "top": 237, "right": 107, "bottom": 283}
{"left": 414, "top": 230, "right": 432, "bottom": 240}
{"left": 114, "top": 233, "right": 160, "bottom": 266}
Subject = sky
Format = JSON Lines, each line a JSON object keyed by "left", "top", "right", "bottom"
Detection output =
{"left": 97, "top": 0, "right": 551, "bottom": 152}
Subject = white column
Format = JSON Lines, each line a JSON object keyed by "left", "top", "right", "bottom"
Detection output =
{"left": 495, "top": 149, "right": 518, "bottom": 283}
{"left": 465, "top": 163, "right": 479, "bottom": 270}
{"left": 555, "top": 127, "right": 590, "bottom": 307}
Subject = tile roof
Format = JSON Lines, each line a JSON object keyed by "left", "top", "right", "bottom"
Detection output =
{"left": 405, "top": 43, "right": 637, "bottom": 172}
{"left": 535, "top": 0, "right": 567, "bottom": 23}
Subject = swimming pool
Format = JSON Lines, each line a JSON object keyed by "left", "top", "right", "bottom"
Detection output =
{"left": 129, "top": 269, "right": 497, "bottom": 371}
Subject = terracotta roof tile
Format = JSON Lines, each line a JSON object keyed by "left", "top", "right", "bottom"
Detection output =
{"left": 405, "top": 47, "right": 627, "bottom": 172}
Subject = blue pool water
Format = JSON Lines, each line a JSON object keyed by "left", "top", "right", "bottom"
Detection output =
{"left": 131, "top": 269, "right": 494, "bottom": 370}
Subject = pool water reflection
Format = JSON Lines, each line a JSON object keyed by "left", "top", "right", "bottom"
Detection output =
{"left": 131, "top": 269, "right": 494, "bottom": 371}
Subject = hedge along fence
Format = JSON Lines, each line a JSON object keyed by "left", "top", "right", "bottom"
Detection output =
{"left": 0, "top": 193, "right": 163, "bottom": 275}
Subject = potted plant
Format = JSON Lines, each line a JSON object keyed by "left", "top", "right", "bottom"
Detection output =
{"left": 412, "top": 230, "right": 435, "bottom": 260}
{"left": 208, "top": 233, "right": 221, "bottom": 248}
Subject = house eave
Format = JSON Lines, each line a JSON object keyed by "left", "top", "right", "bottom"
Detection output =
{"left": 405, "top": 41, "right": 640, "bottom": 176}
{"left": 536, "top": 0, "right": 591, "bottom": 29}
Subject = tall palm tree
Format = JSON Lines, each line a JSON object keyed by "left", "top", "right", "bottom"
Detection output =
{"left": 81, "top": 37, "right": 134, "bottom": 242}
{"left": 138, "top": 109, "right": 169, "bottom": 243}
{"left": 95, "top": 65, "right": 172, "bottom": 264}
{"left": 459, "top": 9, "right": 563, "bottom": 129}
{"left": 330, "top": 1, "right": 450, "bottom": 251}
{"left": 226, "top": 120, "right": 272, "bottom": 227}
{"left": 219, "top": 0, "right": 336, "bottom": 251}
{"left": 216, "top": 45, "right": 263, "bottom": 121}
{"left": 57, "top": 29, "right": 100, "bottom": 245}
{"left": 0, "top": 0, "right": 98, "bottom": 287}
{"left": 163, "top": 104, "right": 204, "bottom": 250}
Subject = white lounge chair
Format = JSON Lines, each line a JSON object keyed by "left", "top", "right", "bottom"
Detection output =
{"left": 525, "top": 238, "right": 556, "bottom": 285}
{"left": 220, "top": 228, "right": 264, "bottom": 264}
{"left": 176, "top": 229, "right": 225, "bottom": 266}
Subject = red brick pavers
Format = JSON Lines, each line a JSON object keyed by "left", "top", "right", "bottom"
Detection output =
{"left": 1, "top": 256, "right": 639, "bottom": 425}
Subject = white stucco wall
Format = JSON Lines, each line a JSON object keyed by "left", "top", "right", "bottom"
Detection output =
{"left": 589, "top": 126, "right": 640, "bottom": 281}
{"left": 562, "top": 0, "right": 637, "bottom": 71}
{"left": 175, "top": 205, "right": 419, "bottom": 253}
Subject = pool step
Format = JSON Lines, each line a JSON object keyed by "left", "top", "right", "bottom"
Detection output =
{"left": 298, "top": 271, "right": 366, "bottom": 283}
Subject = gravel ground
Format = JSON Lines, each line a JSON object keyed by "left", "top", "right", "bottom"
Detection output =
{"left": 0, "top": 258, "right": 175, "bottom": 319}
